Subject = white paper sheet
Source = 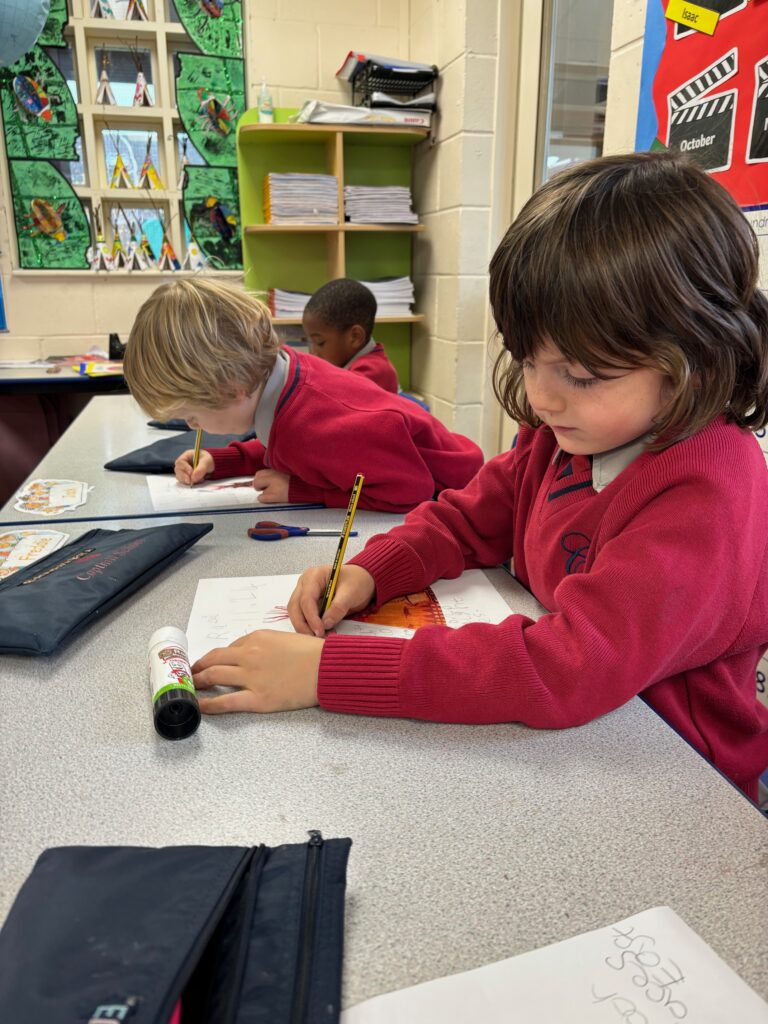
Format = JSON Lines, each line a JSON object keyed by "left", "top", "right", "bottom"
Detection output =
{"left": 185, "top": 569, "right": 513, "bottom": 664}
{"left": 341, "top": 907, "right": 768, "bottom": 1024}
{"left": 146, "top": 475, "right": 263, "bottom": 513}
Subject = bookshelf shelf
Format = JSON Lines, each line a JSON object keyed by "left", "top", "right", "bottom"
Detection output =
{"left": 237, "top": 115, "right": 427, "bottom": 387}
{"left": 272, "top": 314, "right": 425, "bottom": 326}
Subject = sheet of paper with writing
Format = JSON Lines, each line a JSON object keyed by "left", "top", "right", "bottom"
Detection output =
{"left": 146, "top": 475, "right": 263, "bottom": 513}
{"left": 185, "top": 569, "right": 514, "bottom": 664}
{"left": 340, "top": 907, "right": 767, "bottom": 1023}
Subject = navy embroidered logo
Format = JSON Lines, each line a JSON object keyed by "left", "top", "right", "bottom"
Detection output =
{"left": 561, "top": 532, "right": 590, "bottom": 574}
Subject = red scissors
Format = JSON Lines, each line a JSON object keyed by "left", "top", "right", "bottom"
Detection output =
{"left": 247, "top": 520, "right": 359, "bottom": 542}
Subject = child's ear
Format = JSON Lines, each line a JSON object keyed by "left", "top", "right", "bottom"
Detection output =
{"left": 348, "top": 324, "right": 367, "bottom": 352}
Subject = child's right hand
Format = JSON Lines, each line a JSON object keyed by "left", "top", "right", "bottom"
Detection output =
{"left": 288, "top": 564, "right": 376, "bottom": 638}
{"left": 174, "top": 449, "right": 215, "bottom": 485}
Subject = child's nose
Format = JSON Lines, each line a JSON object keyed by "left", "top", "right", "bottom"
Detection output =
{"left": 527, "top": 377, "right": 566, "bottom": 415}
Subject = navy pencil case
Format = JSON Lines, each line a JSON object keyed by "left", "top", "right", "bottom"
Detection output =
{"left": 105, "top": 431, "right": 255, "bottom": 474}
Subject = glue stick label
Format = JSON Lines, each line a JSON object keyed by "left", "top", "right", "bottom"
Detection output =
{"left": 148, "top": 627, "right": 195, "bottom": 702}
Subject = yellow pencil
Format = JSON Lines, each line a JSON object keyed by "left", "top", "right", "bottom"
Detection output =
{"left": 192, "top": 429, "right": 202, "bottom": 482}
{"left": 320, "top": 473, "right": 364, "bottom": 618}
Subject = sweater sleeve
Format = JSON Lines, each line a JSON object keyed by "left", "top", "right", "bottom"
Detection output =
{"left": 319, "top": 474, "right": 755, "bottom": 727}
{"left": 206, "top": 438, "right": 267, "bottom": 479}
{"left": 282, "top": 407, "right": 471, "bottom": 513}
{"left": 347, "top": 449, "right": 522, "bottom": 604}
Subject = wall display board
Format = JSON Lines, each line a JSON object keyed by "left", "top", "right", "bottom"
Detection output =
{"left": 637, "top": 0, "right": 767, "bottom": 260}
{"left": 0, "top": 0, "right": 244, "bottom": 271}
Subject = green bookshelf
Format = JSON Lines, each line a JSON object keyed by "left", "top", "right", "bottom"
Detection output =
{"left": 236, "top": 110, "right": 428, "bottom": 388}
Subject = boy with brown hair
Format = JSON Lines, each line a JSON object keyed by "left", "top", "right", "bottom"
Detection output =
{"left": 124, "top": 279, "right": 483, "bottom": 513}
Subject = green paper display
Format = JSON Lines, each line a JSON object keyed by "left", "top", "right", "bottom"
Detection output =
{"left": 184, "top": 165, "right": 242, "bottom": 269}
{"left": 9, "top": 159, "right": 89, "bottom": 269}
{"left": 39, "top": 0, "right": 69, "bottom": 48}
{"left": 171, "top": 0, "right": 243, "bottom": 58}
{"left": 0, "top": 45, "right": 78, "bottom": 161}
{"left": 176, "top": 52, "right": 244, "bottom": 168}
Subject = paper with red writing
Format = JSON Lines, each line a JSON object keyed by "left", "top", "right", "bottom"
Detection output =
{"left": 13, "top": 479, "right": 90, "bottom": 517}
{"left": 341, "top": 907, "right": 767, "bottom": 1023}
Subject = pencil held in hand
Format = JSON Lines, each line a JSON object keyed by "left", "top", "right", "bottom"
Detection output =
{"left": 192, "top": 429, "right": 203, "bottom": 482}
{"left": 320, "top": 473, "right": 364, "bottom": 619}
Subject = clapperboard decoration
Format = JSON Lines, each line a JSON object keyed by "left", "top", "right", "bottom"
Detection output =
{"left": 748, "top": 57, "right": 768, "bottom": 164}
{"left": 668, "top": 48, "right": 737, "bottom": 172}
{"left": 673, "top": 0, "right": 746, "bottom": 39}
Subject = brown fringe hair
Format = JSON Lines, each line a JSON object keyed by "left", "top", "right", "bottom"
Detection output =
{"left": 490, "top": 151, "right": 768, "bottom": 448}
{"left": 124, "top": 279, "right": 281, "bottom": 419}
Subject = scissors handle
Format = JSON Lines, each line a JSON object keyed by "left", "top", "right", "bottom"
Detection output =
{"left": 248, "top": 520, "right": 308, "bottom": 541}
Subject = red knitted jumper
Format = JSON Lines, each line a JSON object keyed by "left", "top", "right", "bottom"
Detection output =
{"left": 319, "top": 417, "right": 768, "bottom": 799}
{"left": 205, "top": 348, "right": 483, "bottom": 513}
{"left": 346, "top": 342, "right": 399, "bottom": 393}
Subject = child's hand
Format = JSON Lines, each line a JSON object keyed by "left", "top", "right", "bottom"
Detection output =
{"left": 288, "top": 564, "right": 376, "bottom": 637}
{"left": 254, "top": 469, "right": 290, "bottom": 503}
{"left": 175, "top": 449, "right": 214, "bottom": 485}
{"left": 191, "top": 630, "right": 323, "bottom": 714}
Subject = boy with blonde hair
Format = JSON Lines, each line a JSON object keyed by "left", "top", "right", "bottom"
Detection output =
{"left": 124, "top": 279, "right": 483, "bottom": 512}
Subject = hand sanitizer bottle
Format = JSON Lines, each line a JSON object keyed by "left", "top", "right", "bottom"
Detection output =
{"left": 258, "top": 76, "right": 274, "bottom": 123}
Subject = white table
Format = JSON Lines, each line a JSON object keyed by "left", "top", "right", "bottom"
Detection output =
{"left": 0, "top": 395, "right": 318, "bottom": 525}
{"left": 1, "top": 511, "right": 766, "bottom": 1008}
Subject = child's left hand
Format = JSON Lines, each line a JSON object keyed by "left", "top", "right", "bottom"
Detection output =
{"left": 253, "top": 469, "right": 290, "bottom": 503}
{"left": 191, "top": 630, "right": 323, "bottom": 714}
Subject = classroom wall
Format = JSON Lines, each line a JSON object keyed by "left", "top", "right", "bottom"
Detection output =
{"left": 603, "top": 0, "right": 647, "bottom": 157}
{"left": 408, "top": 0, "right": 500, "bottom": 447}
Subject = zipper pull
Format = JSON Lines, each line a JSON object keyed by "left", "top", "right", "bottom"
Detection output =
{"left": 307, "top": 829, "right": 323, "bottom": 846}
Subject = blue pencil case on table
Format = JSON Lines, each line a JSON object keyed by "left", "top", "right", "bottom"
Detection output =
{"left": 0, "top": 522, "right": 212, "bottom": 655}
{"left": 104, "top": 431, "right": 255, "bottom": 474}
{"left": 0, "top": 833, "right": 352, "bottom": 1023}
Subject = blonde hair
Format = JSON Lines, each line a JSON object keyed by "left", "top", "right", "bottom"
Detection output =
{"left": 124, "top": 278, "right": 281, "bottom": 418}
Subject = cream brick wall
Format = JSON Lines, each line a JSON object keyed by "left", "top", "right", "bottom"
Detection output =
{"left": 409, "top": 0, "right": 502, "bottom": 449}
{"left": 603, "top": 0, "right": 648, "bottom": 157}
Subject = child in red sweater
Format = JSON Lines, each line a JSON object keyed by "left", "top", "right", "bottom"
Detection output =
{"left": 302, "top": 278, "right": 399, "bottom": 393}
{"left": 189, "top": 153, "right": 768, "bottom": 800}
{"left": 123, "top": 280, "right": 482, "bottom": 513}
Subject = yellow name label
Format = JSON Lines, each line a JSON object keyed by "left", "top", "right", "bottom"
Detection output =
{"left": 665, "top": 0, "right": 721, "bottom": 35}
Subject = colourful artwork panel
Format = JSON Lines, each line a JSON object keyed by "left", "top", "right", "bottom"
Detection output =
{"left": 171, "top": 0, "right": 243, "bottom": 58}
{"left": 9, "top": 159, "right": 89, "bottom": 269}
{"left": 183, "top": 165, "right": 242, "bottom": 268}
{"left": 176, "top": 52, "right": 244, "bottom": 167}
{"left": 39, "top": 0, "right": 70, "bottom": 48}
{"left": 0, "top": 45, "right": 78, "bottom": 161}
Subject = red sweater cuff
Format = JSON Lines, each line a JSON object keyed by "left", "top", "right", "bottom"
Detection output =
{"left": 349, "top": 537, "right": 426, "bottom": 605}
{"left": 288, "top": 477, "right": 328, "bottom": 505}
{"left": 207, "top": 446, "right": 249, "bottom": 480}
{"left": 318, "top": 634, "right": 406, "bottom": 715}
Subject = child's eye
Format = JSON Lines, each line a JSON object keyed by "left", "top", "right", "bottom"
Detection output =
{"left": 563, "top": 370, "right": 598, "bottom": 389}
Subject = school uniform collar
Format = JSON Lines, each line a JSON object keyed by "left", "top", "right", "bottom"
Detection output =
{"left": 253, "top": 348, "right": 290, "bottom": 443}
{"left": 345, "top": 338, "right": 377, "bottom": 367}
{"left": 552, "top": 434, "right": 651, "bottom": 492}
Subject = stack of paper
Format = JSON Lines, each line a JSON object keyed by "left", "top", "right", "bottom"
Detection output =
{"left": 263, "top": 173, "right": 339, "bottom": 224}
{"left": 359, "top": 276, "right": 414, "bottom": 317}
{"left": 267, "top": 288, "right": 312, "bottom": 319}
{"left": 344, "top": 185, "right": 418, "bottom": 224}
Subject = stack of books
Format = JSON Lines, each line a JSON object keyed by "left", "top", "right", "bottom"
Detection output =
{"left": 344, "top": 185, "right": 418, "bottom": 224}
{"left": 360, "top": 276, "right": 415, "bottom": 317}
{"left": 263, "top": 173, "right": 339, "bottom": 224}
{"left": 267, "top": 288, "right": 312, "bottom": 319}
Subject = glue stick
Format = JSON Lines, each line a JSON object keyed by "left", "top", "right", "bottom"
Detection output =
{"left": 148, "top": 627, "right": 201, "bottom": 740}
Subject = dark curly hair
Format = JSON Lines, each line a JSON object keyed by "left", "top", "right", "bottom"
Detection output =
{"left": 305, "top": 278, "right": 377, "bottom": 341}
{"left": 490, "top": 151, "right": 768, "bottom": 448}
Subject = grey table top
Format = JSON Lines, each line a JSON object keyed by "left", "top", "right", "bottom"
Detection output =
{"left": 0, "top": 395, "right": 316, "bottom": 525}
{"left": 1, "top": 512, "right": 766, "bottom": 1008}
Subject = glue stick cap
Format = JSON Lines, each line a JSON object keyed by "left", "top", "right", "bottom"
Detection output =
{"left": 148, "top": 626, "right": 201, "bottom": 741}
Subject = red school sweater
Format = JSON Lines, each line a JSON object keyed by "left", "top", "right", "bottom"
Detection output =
{"left": 319, "top": 417, "right": 768, "bottom": 798}
{"left": 346, "top": 343, "right": 399, "bottom": 394}
{"left": 205, "top": 348, "right": 483, "bottom": 513}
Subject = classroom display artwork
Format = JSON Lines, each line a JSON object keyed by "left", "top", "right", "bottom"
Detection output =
{"left": 175, "top": 53, "right": 244, "bottom": 167}
{"left": 0, "top": 529, "right": 70, "bottom": 581}
{"left": 8, "top": 159, "right": 89, "bottom": 268}
{"left": 183, "top": 165, "right": 241, "bottom": 268}
{"left": 636, "top": 0, "right": 767, "bottom": 205}
{"left": 13, "top": 479, "right": 91, "bottom": 517}
{"left": 171, "top": 0, "right": 243, "bottom": 58}
{"left": 186, "top": 570, "right": 514, "bottom": 663}
{"left": 0, "top": 45, "right": 78, "bottom": 160}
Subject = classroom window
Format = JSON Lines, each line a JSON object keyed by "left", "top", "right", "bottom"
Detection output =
{"left": 537, "top": 0, "right": 614, "bottom": 182}
{"left": 51, "top": 136, "right": 87, "bottom": 187}
{"left": 44, "top": 45, "right": 79, "bottom": 104}
{"left": 94, "top": 47, "right": 156, "bottom": 107}
{"left": 101, "top": 128, "right": 161, "bottom": 189}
